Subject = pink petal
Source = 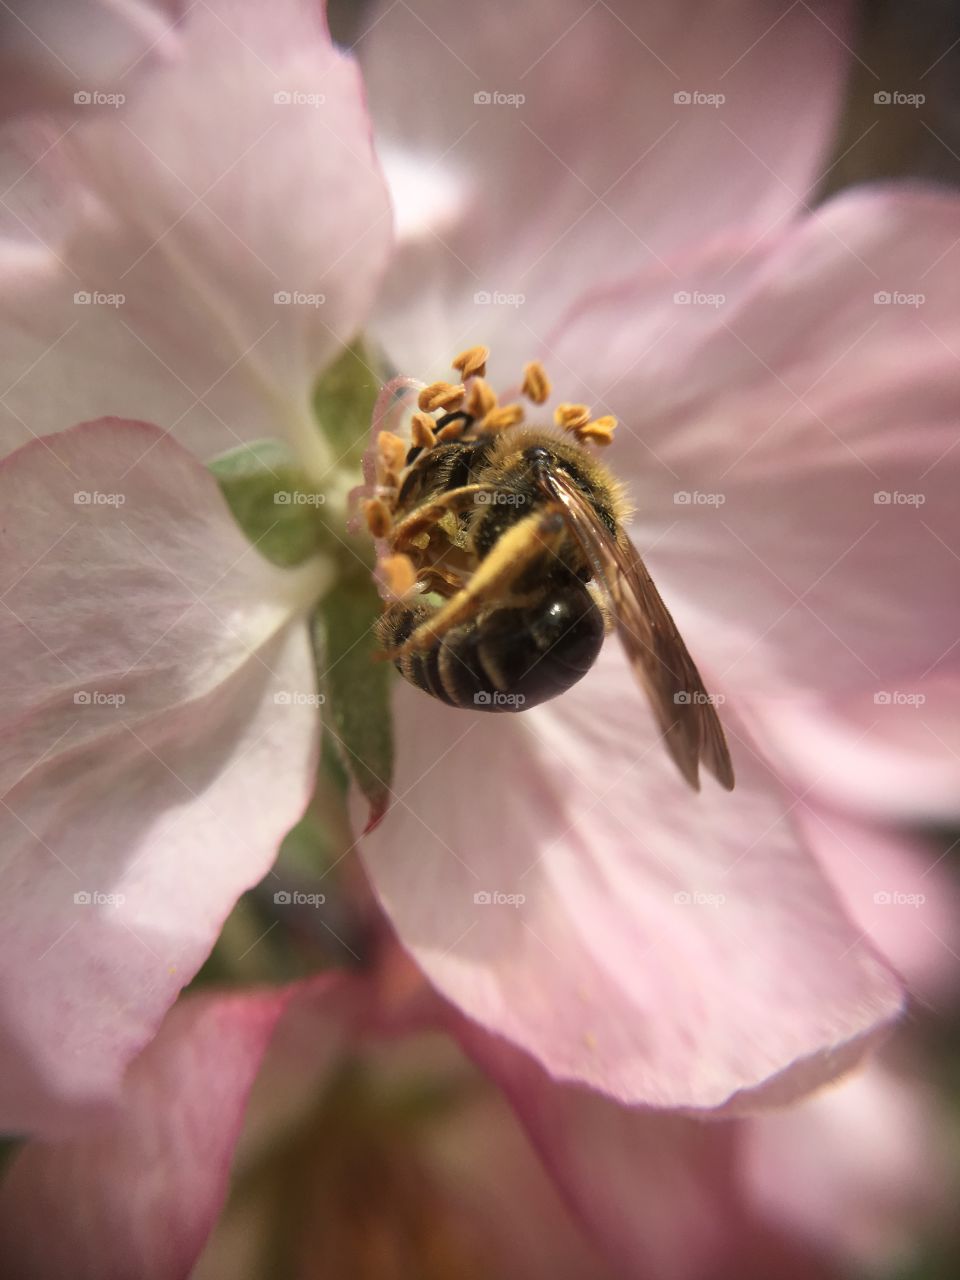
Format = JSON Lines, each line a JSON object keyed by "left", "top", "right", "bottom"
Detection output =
{"left": 749, "top": 677, "right": 960, "bottom": 823}
{"left": 742, "top": 1059, "right": 952, "bottom": 1273}
{"left": 0, "top": 419, "right": 325, "bottom": 1133}
{"left": 360, "top": 643, "right": 902, "bottom": 1111}
{"left": 363, "top": 0, "right": 854, "bottom": 379}
{"left": 1, "top": 0, "right": 391, "bottom": 465}
{"left": 0, "top": 987, "right": 295, "bottom": 1280}
{"left": 545, "top": 187, "right": 960, "bottom": 702}
{"left": 0, "top": 1, "right": 175, "bottom": 121}
{"left": 797, "top": 807, "right": 960, "bottom": 1003}
{"left": 453, "top": 1013, "right": 740, "bottom": 1280}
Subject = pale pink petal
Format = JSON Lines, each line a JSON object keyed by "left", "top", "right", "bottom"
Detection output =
{"left": 453, "top": 1013, "right": 739, "bottom": 1280}
{"left": 0, "top": 419, "right": 325, "bottom": 1133}
{"left": 360, "top": 643, "right": 902, "bottom": 1111}
{"left": 545, "top": 187, "right": 960, "bottom": 702}
{"left": 0, "top": 986, "right": 296, "bottom": 1280}
{"left": 797, "top": 807, "right": 960, "bottom": 1003}
{"left": 0, "top": 0, "right": 391, "bottom": 466}
{"left": 0, "top": 1, "right": 175, "bottom": 121}
{"left": 363, "top": 0, "right": 854, "bottom": 380}
{"left": 749, "top": 677, "right": 960, "bottom": 823}
{"left": 742, "top": 1059, "right": 952, "bottom": 1274}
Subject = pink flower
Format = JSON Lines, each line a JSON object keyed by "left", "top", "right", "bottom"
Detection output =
{"left": 2, "top": 0, "right": 959, "bottom": 1146}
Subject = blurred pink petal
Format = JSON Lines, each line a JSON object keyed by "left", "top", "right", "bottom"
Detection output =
{"left": 742, "top": 1059, "right": 953, "bottom": 1273}
{"left": 545, "top": 188, "right": 960, "bottom": 702}
{"left": 797, "top": 807, "right": 960, "bottom": 1003}
{"left": 752, "top": 677, "right": 960, "bottom": 822}
{"left": 0, "top": 985, "right": 299, "bottom": 1280}
{"left": 360, "top": 644, "right": 902, "bottom": 1111}
{"left": 363, "top": 0, "right": 854, "bottom": 377}
{"left": 0, "top": 419, "right": 325, "bottom": 1132}
{"left": 0, "top": 0, "right": 391, "bottom": 464}
{"left": 0, "top": 0, "right": 175, "bottom": 120}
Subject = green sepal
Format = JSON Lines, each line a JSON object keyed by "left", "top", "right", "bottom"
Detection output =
{"left": 208, "top": 439, "right": 329, "bottom": 566}
{"left": 313, "top": 565, "right": 393, "bottom": 829}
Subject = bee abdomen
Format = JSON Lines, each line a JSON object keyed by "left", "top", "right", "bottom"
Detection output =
{"left": 379, "top": 584, "right": 605, "bottom": 713}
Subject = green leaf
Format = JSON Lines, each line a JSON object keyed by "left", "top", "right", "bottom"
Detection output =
{"left": 313, "top": 566, "right": 393, "bottom": 828}
{"left": 311, "top": 339, "right": 383, "bottom": 471}
{"left": 209, "top": 439, "right": 329, "bottom": 566}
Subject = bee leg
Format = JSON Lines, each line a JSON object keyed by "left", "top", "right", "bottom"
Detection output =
{"left": 391, "top": 506, "right": 569, "bottom": 655}
{"left": 391, "top": 483, "right": 497, "bottom": 550}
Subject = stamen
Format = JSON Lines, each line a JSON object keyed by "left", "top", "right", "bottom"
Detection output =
{"left": 554, "top": 403, "right": 591, "bottom": 433}
{"left": 380, "top": 553, "right": 418, "bottom": 598}
{"left": 437, "top": 421, "right": 469, "bottom": 441}
{"left": 465, "top": 377, "right": 498, "bottom": 419}
{"left": 452, "top": 345, "right": 489, "bottom": 380}
{"left": 522, "top": 360, "right": 551, "bottom": 405}
{"left": 418, "top": 381, "right": 466, "bottom": 413}
{"left": 575, "top": 414, "right": 618, "bottom": 447}
{"left": 377, "top": 430, "right": 408, "bottom": 473}
{"left": 479, "top": 403, "right": 524, "bottom": 434}
{"left": 363, "top": 497, "right": 393, "bottom": 538}
{"left": 410, "top": 412, "right": 438, "bottom": 449}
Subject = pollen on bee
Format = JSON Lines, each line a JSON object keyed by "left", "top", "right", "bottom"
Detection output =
{"left": 379, "top": 552, "right": 418, "bottom": 598}
{"left": 452, "top": 345, "right": 489, "bottom": 380}
{"left": 522, "top": 360, "right": 551, "bottom": 404}
{"left": 418, "top": 381, "right": 466, "bottom": 413}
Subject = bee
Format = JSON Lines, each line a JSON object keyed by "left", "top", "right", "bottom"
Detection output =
{"left": 364, "top": 349, "right": 734, "bottom": 792}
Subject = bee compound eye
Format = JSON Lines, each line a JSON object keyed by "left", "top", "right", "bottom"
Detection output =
{"left": 522, "top": 446, "right": 551, "bottom": 465}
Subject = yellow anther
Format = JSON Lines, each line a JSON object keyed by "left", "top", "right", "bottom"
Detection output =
{"left": 522, "top": 360, "right": 551, "bottom": 405}
{"left": 452, "top": 345, "right": 489, "bottom": 380}
{"left": 380, "top": 553, "right": 418, "bottom": 597}
{"left": 554, "top": 403, "right": 591, "bottom": 432}
{"left": 363, "top": 498, "right": 393, "bottom": 539}
{"left": 576, "top": 415, "right": 618, "bottom": 446}
{"left": 437, "top": 420, "right": 468, "bottom": 441}
{"left": 377, "top": 430, "right": 407, "bottom": 472}
{"left": 465, "top": 377, "right": 498, "bottom": 420}
{"left": 479, "top": 403, "right": 524, "bottom": 434}
{"left": 410, "top": 412, "right": 437, "bottom": 449}
{"left": 417, "top": 381, "right": 465, "bottom": 413}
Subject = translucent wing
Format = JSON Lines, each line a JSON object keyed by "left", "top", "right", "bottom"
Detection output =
{"left": 538, "top": 466, "right": 734, "bottom": 791}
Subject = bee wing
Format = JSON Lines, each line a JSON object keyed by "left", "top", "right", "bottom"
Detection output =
{"left": 540, "top": 467, "right": 734, "bottom": 791}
